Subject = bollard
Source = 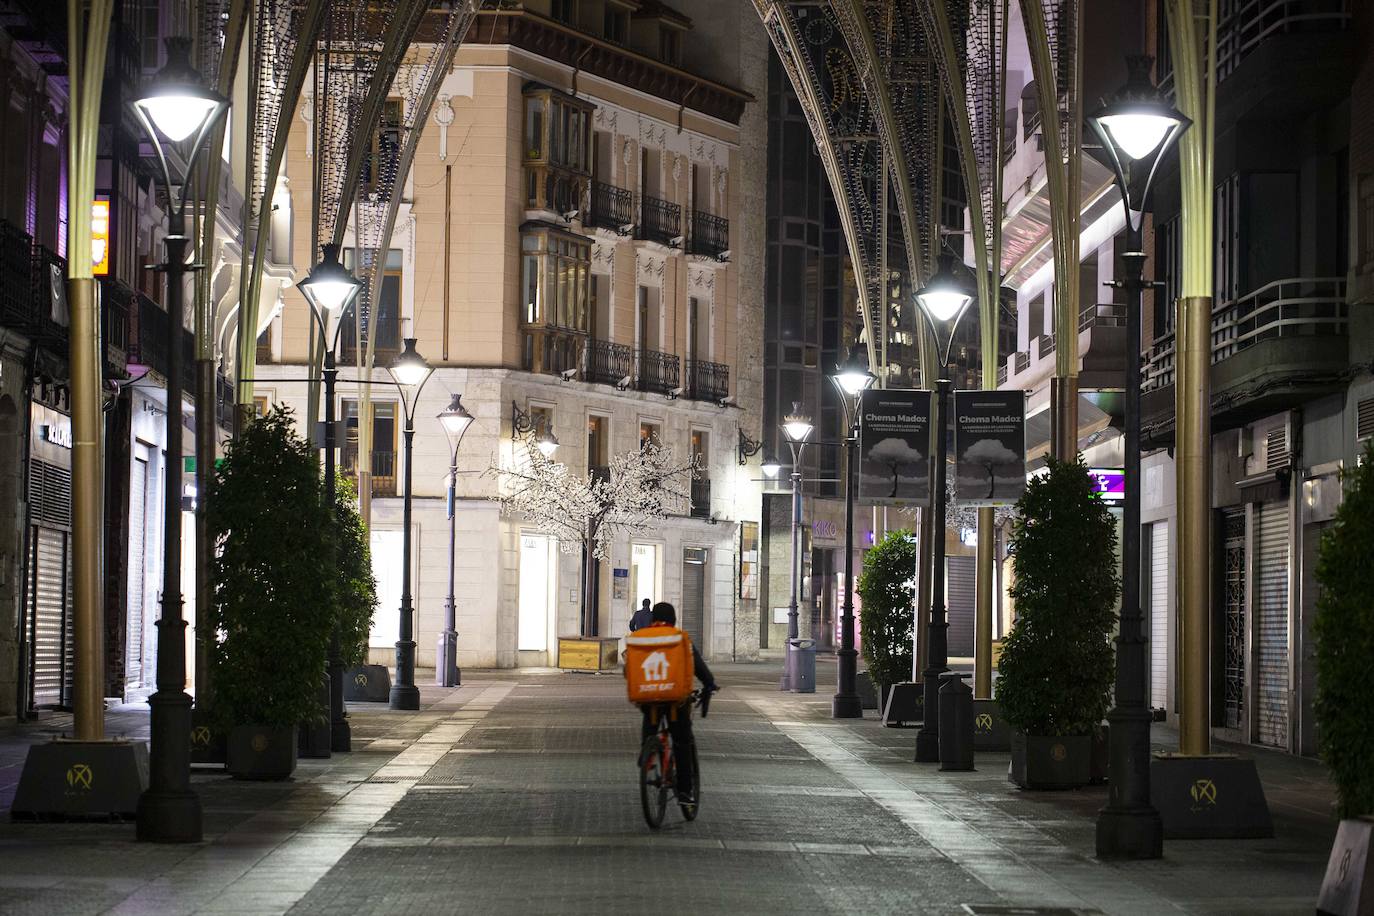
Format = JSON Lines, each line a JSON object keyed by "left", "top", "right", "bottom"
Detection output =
{"left": 938, "top": 672, "right": 974, "bottom": 771}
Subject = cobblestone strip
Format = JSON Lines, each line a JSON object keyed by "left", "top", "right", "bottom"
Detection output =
{"left": 741, "top": 694, "right": 1178, "bottom": 915}
{"left": 108, "top": 683, "right": 514, "bottom": 916}
{"left": 345, "top": 834, "right": 943, "bottom": 856}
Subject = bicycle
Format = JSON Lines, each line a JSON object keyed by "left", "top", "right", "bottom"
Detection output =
{"left": 638, "top": 687, "right": 714, "bottom": 829}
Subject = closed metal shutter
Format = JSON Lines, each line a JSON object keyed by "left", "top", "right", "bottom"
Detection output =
{"left": 126, "top": 458, "right": 148, "bottom": 690}
{"left": 29, "top": 526, "right": 72, "bottom": 708}
{"left": 1150, "top": 522, "right": 1169, "bottom": 710}
{"left": 681, "top": 548, "right": 707, "bottom": 649}
{"left": 1255, "top": 501, "right": 1290, "bottom": 748}
{"left": 946, "top": 556, "right": 976, "bottom": 658}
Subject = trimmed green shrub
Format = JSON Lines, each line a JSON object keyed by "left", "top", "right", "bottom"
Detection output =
{"left": 208, "top": 406, "right": 336, "bottom": 729}
{"left": 996, "top": 458, "right": 1118, "bottom": 736}
{"left": 857, "top": 529, "right": 917, "bottom": 689}
{"left": 1314, "top": 441, "right": 1374, "bottom": 818}
{"left": 332, "top": 474, "right": 377, "bottom": 668}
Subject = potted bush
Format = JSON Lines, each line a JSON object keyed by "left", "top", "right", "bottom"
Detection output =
{"left": 1314, "top": 441, "right": 1374, "bottom": 915}
{"left": 209, "top": 407, "right": 338, "bottom": 779}
{"left": 857, "top": 530, "right": 919, "bottom": 724}
{"left": 335, "top": 474, "right": 387, "bottom": 701}
{"left": 996, "top": 459, "right": 1117, "bottom": 790}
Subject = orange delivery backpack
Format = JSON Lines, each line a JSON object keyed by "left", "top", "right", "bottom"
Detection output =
{"left": 624, "top": 624, "right": 694, "bottom": 704}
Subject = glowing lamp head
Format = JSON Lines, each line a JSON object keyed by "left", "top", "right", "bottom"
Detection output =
{"left": 1097, "top": 111, "right": 1179, "bottom": 161}
{"left": 300, "top": 243, "right": 362, "bottom": 314}
{"left": 833, "top": 344, "right": 877, "bottom": 399}
{"left": 536, "top": 427, "right": 559, "bottom": 458}
{"left": 1089, "top": 56, "right": 1190, "bottom": 167}
{"left": 132, "top": 37, "right": 225, "bottom": 143}
{"left": 390, "top": 337, "right": 431, "bottom": 387}
{"left": 437, "top": 393, "right": 474, "bottom": 444}
{"left": 781, "top": 402, "right": 813, "bottom": 444}
{"left": 915, "top": 256, "right": 975, "bottom": 325}
{"left": 760, "top": 450, "right": 781, "bottom": 478}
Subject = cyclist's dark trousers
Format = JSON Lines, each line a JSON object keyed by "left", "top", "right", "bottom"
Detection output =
{"left": 641, "top": 705, "right": 695, "bottom": 794}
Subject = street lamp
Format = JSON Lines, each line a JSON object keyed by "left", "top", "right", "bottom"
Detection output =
{"left": 299, "top": 241, "right": 365, "bottom": 754}
{"left": 778, "top": 402, "right": 813, "bottom": 691}
{"left": 512, "top": 401, "right": 559, "bottom": 457}
{"left": 760, "top": 448, "right": 781, "bottom": 479}
{"left": 387, "top": 338, "right": 436, "bottom": 710}
{"left": 1088, "top": 54, "right": 1188, "bottom": 860}
{"left": 830, "top": 343, "right": 876, "bottom": 718}
{"left": 436, "top": 393, "right": 474, "bottom": 688}
{"left": 913, "top": 253, "right": 976, "bottom": 763}
{"left": 131, "top": 36, "right": 229, "bottom": 845}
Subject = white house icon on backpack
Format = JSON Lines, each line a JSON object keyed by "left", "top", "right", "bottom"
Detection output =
{"left": 641, "top": 650, "right": 670, "bottom": 682}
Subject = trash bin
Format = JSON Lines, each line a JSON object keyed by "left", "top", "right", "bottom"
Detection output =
{"left": 788, "top": 638, "right": 816, "bottom": 694}
{"left": 938, "top": 672, "right": 974, "bottom": 771}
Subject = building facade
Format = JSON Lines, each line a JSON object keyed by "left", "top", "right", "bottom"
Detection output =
{"left": 256, "top": 0, "right": 769, "bottom": 668}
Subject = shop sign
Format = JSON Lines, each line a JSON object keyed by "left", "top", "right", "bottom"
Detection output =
{"left": 91, "top": 198, "right": 111, "bottom": 276}
{"left": 858, "top": 389, "right": 931, "bottom": 506}
{"left": 40, "top": 422, "right": 73, "bottom": 449}
{"left": 953, "top": 390, "right": 1026, "bottom": 506}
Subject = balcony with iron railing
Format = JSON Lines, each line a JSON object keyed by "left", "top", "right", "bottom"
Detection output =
{"left": 688, "top": 211, "right": 728, "bottom": 259}
{"left": 585, "top": 338, "right": 634, "bottom": 387}
{"left": 637, "top": 195, "right": 681, "bottom": 246}
{"left": 637, "top": 348, "right": 680, "bottom": 395}
{"left": 1141, "top": 277, "right": 1349, "bottom": 424}
{"left": 685, "top": 359, "right": 729, "bottom": 403}
{"left": 1036, "top": 334, "right": 1056, "bottom": 360}
{"left": 343, "top": 450, "right": 399, "bottom": 498}
{"left": 1014, "top": 350, "right": 1031, "bottom": 375}
{"left": 690, "top": 476, "right": 711, "bottom": 519}
{"left": 589, "top": 180, "right": 634, "bottom": 234}
{"left": 99, "top": 278, "right": 132, "bottom": 376}
{"left": 0, "top": 219, "right": 35, "bottom": 329}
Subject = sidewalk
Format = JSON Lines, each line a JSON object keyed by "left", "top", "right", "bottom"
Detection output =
{"left": 0, "top": 662, "right": 1340, "bottom": 915}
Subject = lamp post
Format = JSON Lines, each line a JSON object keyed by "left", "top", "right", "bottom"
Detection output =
{"left": 830, "top": 344, "right": 876, "bottom": 718}
{"left": 388, "top": 337, "right": 436, "bottom": 710}
{"left": 912, "top": 255, "right": 976, "bottom": 763}
{"left": 778, "top": 403, "right": 813, "bottom": 691}
{"left": 1088, "top": 55, "right": 1188, "bottom": 860}
{"left": 299, "top": 242, "right": 364, "bottom": 752}
{"left": 131, "top": 37, "right": 229, "bottom": 844}
{"left": 437, "top": 394, "right": 474, "bottom": 687}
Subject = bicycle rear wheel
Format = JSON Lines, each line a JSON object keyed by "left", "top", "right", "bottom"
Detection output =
{"left": 679, "top": 742, "right": 700, "bottom": 820}
{"left": 639, "top": 734, "right": 668, "bottom": 829}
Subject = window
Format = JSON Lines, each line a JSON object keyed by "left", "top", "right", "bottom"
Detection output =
{"left": 659, "top": 28, "right": 681, "bottom": 66}
{"left": 252, "top": 396, "right": 270, "bottom": 419}
{"left": 1357, "top": 175, "right": 1374, "bottom": 270}
{"left": 135, "top": 0, "right": 161, "bottom": 71}
{"left": 640, "top": 420, "right": 661, "bottom": 450}
{"left": 690, "top": 429, "right": 709, "bottom": 470}
{"left": 520, "top": 229, "right": 590, "bottom": 376}
{"left": 343, "top": 400, "right": 398, "bottom": 498}
{"left": 341, "top": 248, "right": 402, "bottom": 362}
{"left": 360, "top": 100, "right": 403, "bottom": 197}
{"left": 551, "top": 0, "right": 576, "bottom": 24}
{"left": 523, "top": 89, "right": 592, "bottom": 214}
{"left": 603, "top": 5, "right": 628, "bottom": 43}
{"left": 587, "top": 415, "right": 608, "bottom": 470}
{"left": 1152, "top": 219, "right": 1180, "bottom": 338}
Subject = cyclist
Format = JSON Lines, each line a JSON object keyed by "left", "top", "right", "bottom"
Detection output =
{"left": 629, "top": 598, "right": 654, "bottom": 632}
{"left": 638, "top": 602, "right": 717, "bottom": 805}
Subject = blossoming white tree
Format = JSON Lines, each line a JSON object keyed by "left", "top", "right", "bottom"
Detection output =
{"left": 494, "top": 441, "right": 697, "bottom": 635}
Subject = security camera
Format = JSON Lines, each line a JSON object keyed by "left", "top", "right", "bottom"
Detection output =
{"left": 561, "top": 208, "right": 580, "bottom": 221}
{"left": 615, "top": 375, "right": 633, "bottom": 391}
{"left": 717, "top": 249, "right": 731, "bottom": 262}
{"left": 718, "top": 395, "right": 737, "bottom": 408}
{"left": 668, "top": 235, "right": 685, "bottom": 248}
{"left": 560, "top": 368, "right": 578, "bottom": 382}
{"left": 619, "top": 222, "right": 635, "bottom": 235}
{"left": 668, "top": 386, "right": 684, "bottom": 399}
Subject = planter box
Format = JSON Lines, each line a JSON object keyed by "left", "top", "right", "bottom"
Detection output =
{"left": 557, "top": 636, "right": 620, "bottom": 672}
{"left": 1009, "top": 732, "right": 1091, "bottom": 790}
{"left": 881, "top": 682, "right": 923, "bottom": 727}
{"left": 856, "top": 671, "right": 879, "bottom": 710}
{"left": 344, "top": 665, "right": 391, "bottom": 702}
{"left": 298, "top": 675, "right": 331, "bottom": 759}
{"left": 971, "top": 698, "right": 1010, "bottom": 751}
{"left": 1150, "top": 753, "right": 1273, "bottom": 839}
{"left": 189, "top": 710, "right": 227, "bottom": 766}
{"left": 228, "top": 726, "right": 297, "bottom": 780}
{"left": 1318, "top": 817, "right": 1374, "bottom": 916}
{"left": 1090, "top": 725, "right": 1109, "bottom": 785}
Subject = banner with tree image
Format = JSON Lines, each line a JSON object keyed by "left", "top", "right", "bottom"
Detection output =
{"left": 954, "top": 390, "right": 1026, "bottom": 506}
{"left": 859, "top": 389, "right": 931, "bottom": 506}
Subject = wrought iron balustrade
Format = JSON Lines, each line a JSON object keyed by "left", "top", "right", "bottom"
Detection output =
{"left": 637, "top": 195, "right": 681, "bottom": 246}
{"left": 1014, "top": 350, "right": 1030, "bottom": 375}
{"left": 1080, "top": 302, "right": 1127, "bottom": 331}
{"left": 368, "top": 451, "right": 397, "bottom": 498}
{"left": 590, "top": 181, "right": 634, "bottom": 233}
{"left": 0, "top": 219, "right": 35, "bottom": 329}
{"left": 1036, "top": 334, "right": 1056, "bottom": 360}
{"left": 99, "top": 278, "right": 132, "bottom": 374}
{"left": 688, "top": 211, "right": 728, "bottom": 259}
{"left": 996, "top": 364, "right": 1008, "bottom": 387}
{"left": 637, "top": 348, "right": 680, "bottom": 395}
{"left": 690, "top": 477, "right": 711, "bottom": 519}
{"left": 685, "top": 358, "right": 729, "bottom": 402}
{"left": 585, "top": 338, "right": 634, "bottom": 387}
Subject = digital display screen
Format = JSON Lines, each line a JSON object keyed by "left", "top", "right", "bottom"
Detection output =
{"left": 1090, "top": 468, "right": 1125, "bottom": 501}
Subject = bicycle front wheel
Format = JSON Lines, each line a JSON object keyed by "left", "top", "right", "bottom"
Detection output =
{"left": 639, "top": 734, "right": 668, "bottom": 829}
{"left": 679, "top": 742, "right": 700, "bottom": 820}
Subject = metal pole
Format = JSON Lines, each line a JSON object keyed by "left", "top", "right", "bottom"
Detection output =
{"left": 833, "top": 418, "right": 862, "bottom": 717}
{"left": 323, "top": 352, "right": 349, "bottom": 750}
{"left": 916, "top": 377, "right": 951, "bottom": 762}
{"left": 137, "top": 221, "right": 203, "bottom": 842}
{"left": 1095, "top": 226, "right": 1163, "bottom": 858}
{"left": 390, "top": 422, "right": 420, "bottom": 710}
{"left": 437, "top": 450, "right": 460, "bottom": 687}
{"left": 974, "top": 505, "right": 994, "bottom": 698}
{"left": 69, "top": 278, "right": 104, "bottom": 740}
{"left": 780, "top": 444, "right": 803, "bottom": 691}
{"left": 1177, "top": 293, "right": 1211, "bottom": 754}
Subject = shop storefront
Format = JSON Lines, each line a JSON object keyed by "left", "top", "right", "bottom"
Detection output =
{"left": 24, "top": 397, "right": 74, "bottom": 710}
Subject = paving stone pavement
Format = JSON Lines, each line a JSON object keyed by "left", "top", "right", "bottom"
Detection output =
{"left": 0, "top": 660, "right": 1339, "bottom": 915}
